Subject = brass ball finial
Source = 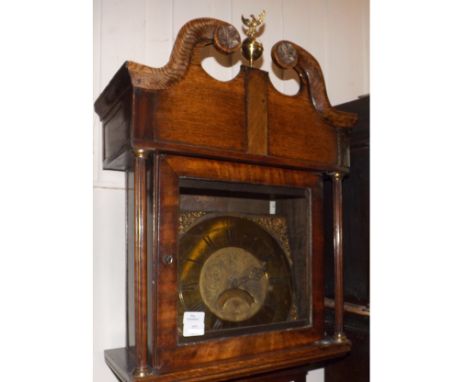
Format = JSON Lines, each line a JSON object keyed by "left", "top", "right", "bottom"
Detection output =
{"left": 241, "top": 10, "right": 266, "bottom": 67}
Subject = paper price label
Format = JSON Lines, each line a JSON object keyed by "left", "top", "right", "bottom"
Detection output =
{"left": 269, "top": 200, "right": 276, "bottom": 214}
{"left": 183, "top": 312, "right": 205, "bottom": 337}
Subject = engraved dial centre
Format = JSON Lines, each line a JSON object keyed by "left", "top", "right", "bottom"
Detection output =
{"left": 199, "top": 247, "right": 268, "bottom": 322}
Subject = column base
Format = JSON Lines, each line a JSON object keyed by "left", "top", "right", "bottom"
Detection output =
{"left": 133, "top": 366, "right": 153, "bottom": 378}
{"left": 333, "top": 332, "right": 350, "bottom": 344}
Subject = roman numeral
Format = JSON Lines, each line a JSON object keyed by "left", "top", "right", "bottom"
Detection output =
{"left": 184, "top": 257, "right": 202, "bottom": 266}
{"left": 225, "top": 226, "right": 233, "bottom": 245}
{"left": 212, "top": 318, "right": 223, "bottom": 330}
{"left": 189, "top": 300, "right": 204, "bottom": 311}
{"left": 181, "top": 281, "right": 199, "bottom": 293}
{"left": 203, "top": 235, "right": 216, "bottom": 250}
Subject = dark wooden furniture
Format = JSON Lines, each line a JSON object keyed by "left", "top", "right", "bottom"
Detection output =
{"left": 324, "top": 96, "right": 369, "bottom": 382}
{"left": 95, "top": 17, "right": 357, "bottom": 382}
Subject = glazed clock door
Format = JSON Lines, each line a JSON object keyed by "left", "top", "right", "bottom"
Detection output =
{"left": 153, "top": 154, "right": 325, "bottom": 374}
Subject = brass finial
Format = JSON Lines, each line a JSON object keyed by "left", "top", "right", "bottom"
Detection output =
{"left": 241, "top": 10, "right": 266, "bottom": 67}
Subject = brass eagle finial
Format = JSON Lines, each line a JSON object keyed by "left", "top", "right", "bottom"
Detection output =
{"left": 241, "top": 10, "right": 266, "bottom": 67}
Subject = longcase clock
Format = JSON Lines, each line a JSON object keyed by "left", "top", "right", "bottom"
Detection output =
{"left": 95, "top": 16, "right": 357, "bottom": 382}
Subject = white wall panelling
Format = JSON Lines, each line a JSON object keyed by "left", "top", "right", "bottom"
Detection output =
{"left": 308, "top": 368, "right": 325, "bottom": 382}
{"left": 94, "top": 1, "right": 369, "bottom": 380}
{"left": 324, "top": 0, "right": 369, "bottom": 104}
{"left": 93, "top": 188, "right": 126, "bottom": 381}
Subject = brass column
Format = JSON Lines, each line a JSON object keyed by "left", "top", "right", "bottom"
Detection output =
{"left": 331, "top": 171, "right": 347, "bottom": 342}
{"left": 133, "top": 149, "right": 151, "bottom": 377}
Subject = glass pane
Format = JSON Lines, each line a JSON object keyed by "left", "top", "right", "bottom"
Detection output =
{"left": 177, "top": 178, "right": 311, "bottom": 343}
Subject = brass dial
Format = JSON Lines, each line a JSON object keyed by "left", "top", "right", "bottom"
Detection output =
{"left": 178, "top": 215, "right": 293, "bottom": 333}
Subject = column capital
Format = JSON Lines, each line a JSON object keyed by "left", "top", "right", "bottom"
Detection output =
{"left": 134, "top": 148, "right": 148, "bottom": 159}
{"left": 327, "top": 171, "right": 344, "bottom": 181}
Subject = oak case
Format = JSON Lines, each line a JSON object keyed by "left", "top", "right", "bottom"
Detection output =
{"left": 95, "top": 17, "right": 357, "bottom": 382}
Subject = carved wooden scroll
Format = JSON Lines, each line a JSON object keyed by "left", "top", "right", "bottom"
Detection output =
{"left": 272, "top": 41, "right": 357, "bottom": 128}
{"left": 128, "top": 18, "right": 241, "bottom": 90}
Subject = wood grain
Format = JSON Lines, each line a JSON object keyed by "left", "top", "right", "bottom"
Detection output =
{"left": 245, "top": 67, "right": 268, "bottom": 155}
{"left": 268, "top": 84, "right": 338, "bottom": 164}
{"left": 272, "top": 41, "right": 357, "bottom": 128}
{"left": 132, "top": 138, "right": 349, "bottom": 174}
{"left": 105, "top": 341, "right": 350, "bottom": 382}
{"left": 135, "top": 59, "right": 246, "bottom": 152}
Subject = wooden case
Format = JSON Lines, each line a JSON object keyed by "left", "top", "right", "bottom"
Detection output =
{"left": 95, "top": 17, "right": 357, "bottom": 382}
